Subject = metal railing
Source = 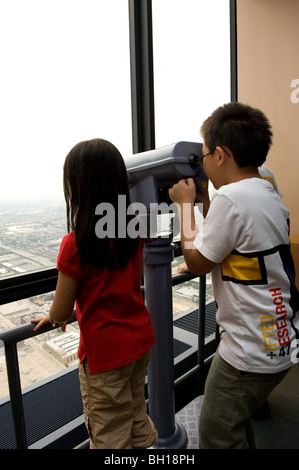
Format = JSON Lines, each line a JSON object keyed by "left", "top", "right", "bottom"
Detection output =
{"left": 0, "top": 267, "right": 206, "bottom": 449}
{"left": 0, "top": 310, "right": 77, "bottom": 449}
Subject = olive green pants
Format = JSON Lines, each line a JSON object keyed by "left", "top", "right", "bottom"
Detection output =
{"left": 199, "top": 349, "right": 289, "bottom": 449}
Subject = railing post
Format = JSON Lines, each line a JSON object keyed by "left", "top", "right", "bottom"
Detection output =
{"left": 198, "top": 275, "right": 206, "bottom": 368}
{"left": 5, "top": 342, "right": 28, "bottom": 449}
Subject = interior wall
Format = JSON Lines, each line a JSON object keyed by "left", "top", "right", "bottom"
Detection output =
{"left": 237, "top": 0, "right": 299, "bottom": 286}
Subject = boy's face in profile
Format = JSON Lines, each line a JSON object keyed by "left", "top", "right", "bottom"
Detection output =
{"left": 202, "top": 142, "right": 220, "bottom": 189}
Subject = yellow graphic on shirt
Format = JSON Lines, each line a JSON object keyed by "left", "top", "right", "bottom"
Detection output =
{"left": 261, "top": 176, "right": 275, "bottom": 188}
{"left": 221, "top": 253, "right": 267, "bottom": 285}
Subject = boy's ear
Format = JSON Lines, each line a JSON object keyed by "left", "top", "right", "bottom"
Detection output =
{"left": 215, "top": 146, "right": 227, "bottom": 166}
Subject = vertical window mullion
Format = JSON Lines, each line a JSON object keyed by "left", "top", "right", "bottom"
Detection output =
{"left": 128, "top": 0, "right": 155, "bottom": 153}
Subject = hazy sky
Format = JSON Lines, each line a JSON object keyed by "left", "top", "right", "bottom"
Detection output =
{"left": 0, "top": 0, "right": 230, "bottom": 203}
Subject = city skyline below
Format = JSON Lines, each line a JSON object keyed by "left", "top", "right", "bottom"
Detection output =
{"left": 0, "top": 200, "right": 67, "bottom": 279}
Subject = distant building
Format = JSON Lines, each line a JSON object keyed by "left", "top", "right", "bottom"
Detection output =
{"left": 43, "top": 332, "right": 79, "bottom": 366}
{"left": 0, "top": 301, "right": 29, "bottom": 316}
{"left": 175, "top": 286, "right": 199, "bottom": 302}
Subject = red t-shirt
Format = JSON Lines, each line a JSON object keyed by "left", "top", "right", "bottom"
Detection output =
{"left": 56, "top": 232, "right": 155, "bottom": 374}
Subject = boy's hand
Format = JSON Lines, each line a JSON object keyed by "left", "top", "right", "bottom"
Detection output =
{"left": 177, "top": 262, "right": 189, "bottom": 274}
{"left": 169, "top": 178, "right": 196, "bottom": 204}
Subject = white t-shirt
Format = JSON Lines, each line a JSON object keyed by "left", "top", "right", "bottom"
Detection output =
{"left": 194, "top": 178, "right": 299, "bottom": 373}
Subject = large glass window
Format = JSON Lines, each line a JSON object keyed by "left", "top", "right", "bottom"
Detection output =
{"left": 152, "top": 0, "right": 230, "bottom": 316}
{"left": 152, "top": 0, "right": 230, "bottom": 146}
{"left": 0, "top": 0, "right": 132, "bottom": 278}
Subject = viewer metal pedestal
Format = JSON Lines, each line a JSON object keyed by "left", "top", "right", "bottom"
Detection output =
{"left": 144, "top": 235, "right": 188, "bottom": 449}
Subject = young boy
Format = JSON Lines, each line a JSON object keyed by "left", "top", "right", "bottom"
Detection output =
{"left": 169, "top": 102, "right": 299, "bottom": 449}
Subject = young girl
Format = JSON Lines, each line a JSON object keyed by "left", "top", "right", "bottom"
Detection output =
{"left": 31, "top": 138, "right": 157, "bottom": 449}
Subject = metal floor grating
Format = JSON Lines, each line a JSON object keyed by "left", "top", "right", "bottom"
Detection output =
{"left": 176, "top": 396, "right": 203, "bottom": 449}
{"left": 174, "top": 301, "right": 217, "bottom": 337}
{"left": 173, "top": 338, "right": 192, "bottom": 357}
{"left": 0, "top": 368, "right": 83, "bottom": 449}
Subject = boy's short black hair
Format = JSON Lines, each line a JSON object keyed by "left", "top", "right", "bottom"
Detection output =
{"left": 200, "top": 102, "right": 273, "bottom": 167}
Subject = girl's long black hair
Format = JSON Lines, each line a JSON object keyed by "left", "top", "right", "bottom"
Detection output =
{"left": 63, "top": 138, "right": 139, "bottom": 270}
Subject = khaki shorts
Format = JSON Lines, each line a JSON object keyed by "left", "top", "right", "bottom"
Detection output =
{"left": 78, "top": 349, "right": 158, "bottom": 449}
